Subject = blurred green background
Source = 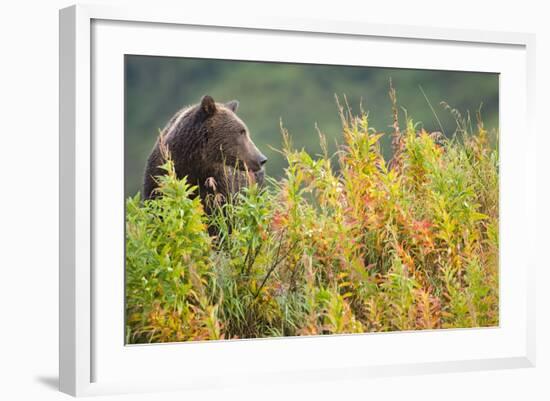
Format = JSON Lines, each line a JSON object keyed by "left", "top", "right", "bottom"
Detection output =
{"left": 125, "top": 55, "right": 498, "bottom": 198}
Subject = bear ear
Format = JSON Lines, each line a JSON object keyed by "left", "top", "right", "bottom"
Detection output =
{"left": 200, "top": 95, "right": 217, "bottom": 117}
{"left": 225, "top": 100, "right": 239, "bottom": 112}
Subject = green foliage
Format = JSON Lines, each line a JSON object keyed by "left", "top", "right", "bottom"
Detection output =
{"left": 126, "top": 103, "right": 499, "bottom": 343}
{"left": 125, "top": 161, "right": 215, "bottom": 342}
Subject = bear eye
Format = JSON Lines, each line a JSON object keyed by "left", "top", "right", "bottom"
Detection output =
{"left": 240, "top": 130, "right": 246, "bottom": 136}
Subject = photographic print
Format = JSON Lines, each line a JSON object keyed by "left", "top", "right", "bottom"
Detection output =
{"left": 124, "top": 56, "right": 499, "bottom": 344}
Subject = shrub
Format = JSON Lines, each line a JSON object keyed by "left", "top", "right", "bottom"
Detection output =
{"left": 125, "top": 100, "right": 499, "bottom": 343}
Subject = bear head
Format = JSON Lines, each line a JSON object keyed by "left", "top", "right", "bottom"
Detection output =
{"left": 198, "top": 95, "right": 267, "bottom": 176}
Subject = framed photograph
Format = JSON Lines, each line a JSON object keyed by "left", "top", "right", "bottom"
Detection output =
{"left": 59, "top": 4, "right": 536, "bottom": 396}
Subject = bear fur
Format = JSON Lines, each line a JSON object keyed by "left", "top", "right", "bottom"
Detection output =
{"left": 142, "top": 95, "right": 267, "bottom": 211}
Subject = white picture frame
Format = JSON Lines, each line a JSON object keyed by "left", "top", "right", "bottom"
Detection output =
{"left": 59, "top": 4, "right": 536, "bottom": 397}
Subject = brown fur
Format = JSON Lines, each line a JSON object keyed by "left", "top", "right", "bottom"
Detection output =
{"left": 143, "top": 95, "right": 267, "bottom": 210}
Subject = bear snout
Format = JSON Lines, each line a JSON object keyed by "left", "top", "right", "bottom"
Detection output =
{"left": 249, "top": 153, "right": 267, "bottom": 173}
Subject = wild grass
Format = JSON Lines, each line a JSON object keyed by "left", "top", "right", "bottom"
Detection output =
{"left": 125, "top": 97, "right": 499, "bottom": 343}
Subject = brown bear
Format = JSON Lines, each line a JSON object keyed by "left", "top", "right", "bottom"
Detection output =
{"left": 142, "top": 95, "right": 268, "bottom": 210}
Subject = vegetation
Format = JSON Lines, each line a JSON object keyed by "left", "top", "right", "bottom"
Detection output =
{"left": 125, "top": 98, "right": 499, "bottom": 343}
